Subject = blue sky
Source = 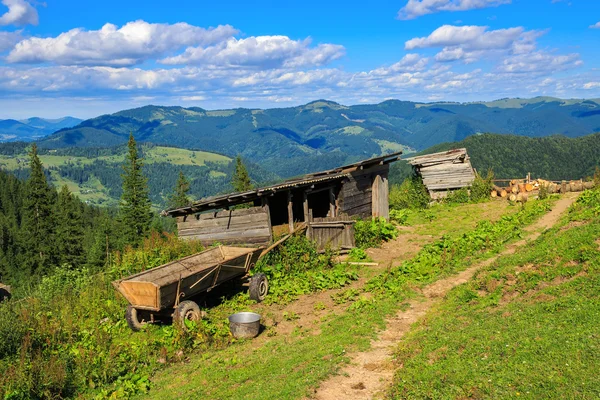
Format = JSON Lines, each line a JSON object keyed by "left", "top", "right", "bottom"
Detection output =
{"left": 0, "top": 0, "right": 599, "bottom": 118}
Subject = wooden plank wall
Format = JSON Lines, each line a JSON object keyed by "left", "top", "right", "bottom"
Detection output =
{"left": 339, "top": 164, "right": 389, "bottom": 219}
{"left": 371, "top": 173, "right": 389, "bottom": 219}
{"left": 309, "top": 216, "right": 355, "bottom": 251}
{"left": 177, "top": 206, "right": 272, "bottom": 246}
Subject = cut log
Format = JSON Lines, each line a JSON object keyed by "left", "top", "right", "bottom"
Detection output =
{"left": 500, "top": 189, "right": 507, "bottom": 198}
{"left": 508, "top": 194, "right": 517, "bottom": 202}
{"left": 583, "top": 181, "right": 595, "bottom": 189}
{"left": 516, "top": 193, "right": 528, "bottom": 203}
{"left": 511, "top": 185, "right": 519, "bottom": 194}
{"left": 525, "top": 183, "right": 533, "bottom": 192}
{"left": 518, "top": 183, "right": 526, "bottom": 193}
{"left": 491, "top": 190, "right": 498, "bottom": 198}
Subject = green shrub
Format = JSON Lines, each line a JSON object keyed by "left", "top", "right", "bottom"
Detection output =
{"left": 444, "top": 187, "right": 470, "bottom": 204}
{"left": 354, "top": 217, "right": 398, "bottom": 249}
{"left": 389, "top": 209, "right": 410, "bottom": 225}
{"left": 389, "top": 177, "right": 429, "bottom": 210}
{"left": 470, "top": 169, "right": 494, "bottom": 202}
{"left": 347, "top": 247, "right": 369, "bottom": 262}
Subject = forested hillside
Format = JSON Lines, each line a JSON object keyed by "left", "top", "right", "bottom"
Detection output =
{"left": 0, "top": 117, "right": 81, "bottom": 142}
{"left": 37, "top": 97, "right": 600, "bottom": 177}
{"left": 390, "top": 133, "right": 600, "bottom": 184}
{"left": 0, "top": 143, "right": 277, "bottom": 208}
{"left": 0, "top": 147, "right": 124, "bottom": 289}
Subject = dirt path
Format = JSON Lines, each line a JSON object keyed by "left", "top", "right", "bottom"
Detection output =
{"left": 311, "top": 194, "right": 578, "bottom": 400}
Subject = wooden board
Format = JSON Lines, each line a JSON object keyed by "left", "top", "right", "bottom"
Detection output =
{"left": 308, "top": 218, "right": 356, "bottom": 251}
{"left": 177, "top": 206, "right": 272, "bottom": 246}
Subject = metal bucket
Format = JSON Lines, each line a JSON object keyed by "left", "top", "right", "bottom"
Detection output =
{"left": 228, "top": 312, "right": 261, "bottom": 339}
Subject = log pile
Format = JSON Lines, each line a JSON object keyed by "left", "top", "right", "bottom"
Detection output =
{"left": 492, "top": 177, "right": 595, "bottom": 201}
{"left": 405, "top": 148, "right": 476, "bottom": 200}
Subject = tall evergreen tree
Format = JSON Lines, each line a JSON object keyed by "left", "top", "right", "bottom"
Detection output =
{"left": 120, "top": 133, "right": 152, "bottom": 245}
{"left": 21, "top": 144, "right": 56, "bottom": 274}
{"left": 168, "top": 171, "right": 191, "bottom": 209}
{"left": 54, "top": 185, "right": 85, "bottom": 267}
{"left": 231, "top": 155, "right": 253, "bottom": 192}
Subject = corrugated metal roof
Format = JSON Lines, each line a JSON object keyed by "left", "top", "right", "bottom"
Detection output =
{"left": 163, "top": 151, "right": 402, "bottom": 217}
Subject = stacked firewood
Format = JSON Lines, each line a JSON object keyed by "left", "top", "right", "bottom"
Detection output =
{"left": 491, "top": 178, "right": 595, "bottom": 202}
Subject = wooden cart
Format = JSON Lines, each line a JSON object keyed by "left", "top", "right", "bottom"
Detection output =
{"left": 112, "top": 246, "right": 267, "bottom": 331}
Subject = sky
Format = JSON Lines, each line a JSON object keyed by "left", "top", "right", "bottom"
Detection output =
{"left": 0, "top": 0, "right": 599, "bottom": 119}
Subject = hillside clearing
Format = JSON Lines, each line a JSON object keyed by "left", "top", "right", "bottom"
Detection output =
{"left": 312, "top": 194, "right": 578, "bottom": 400}
{"left": 140, "top": 199, "right": 554, "bottom": 400}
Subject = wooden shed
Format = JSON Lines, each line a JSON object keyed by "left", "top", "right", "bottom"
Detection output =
{"left": 163, "top": 152, "right": 402, "bottom": 250}
{"left": 405, "top": 148, "right": 475, "bottom": 200}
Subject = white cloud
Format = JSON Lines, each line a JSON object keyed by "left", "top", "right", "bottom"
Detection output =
{"left": 160, "top": 36, "right": 345, "bottom": 69}
{"left": 583, "top": 82, "right": 600, "bottom": 89}
{"left": 6, "top": 21, "right": 238, "bottom": 66}
{"left": 590, "top": 22, "right": 600, "bottom": 29}
{"left": 496, "top": 51, "right": 582, "bottom": 75}
{"left": 406, "top": 25, "right": 523, "bottom": 51}
{"left": 0, "top": 0, "right": 37, "bottom": 26}
{"left": 406, "top": 25, "right": 548, "bottom": 64}
{"left": 0, "top": 30, "right": 21, "bottom": 52}
{"left": 398, "top": 0, "right": 511, "bottom": 20}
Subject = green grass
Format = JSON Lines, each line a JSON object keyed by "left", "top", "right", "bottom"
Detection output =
{"left": 389, "top": 193, "right": 600, "bottom": 399}
{"left": 0, "top": 146, "right": 230, "bottom": 169}
{"left": 142, "top": 200, "right": 552, "bottom": 400}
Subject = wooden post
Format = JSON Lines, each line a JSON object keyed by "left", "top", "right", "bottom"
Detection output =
{"left": 303, "top": 191, "right": 309, "bottom": 223}
{"left": 329, "top": 187, "right": 336, "bottom": 218}
{"left": 561, "top": 180, "right": 567, "bottom": 193}
{"left": 287, "top": 191, "right": 294, "bottom": 233}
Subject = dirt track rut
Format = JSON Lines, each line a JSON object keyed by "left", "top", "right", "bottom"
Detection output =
{"left": 311, "top": 195, "right": 578, "bottom": 400}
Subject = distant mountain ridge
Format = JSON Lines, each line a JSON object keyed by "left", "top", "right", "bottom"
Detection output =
{"left": 0, "top": 116, "right": 82, "bottom": 142}
{"left": 37, "top": 97, "right": 600, "bottom": 177}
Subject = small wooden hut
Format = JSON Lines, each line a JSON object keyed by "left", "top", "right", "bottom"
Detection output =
{"left": 163, "top": 152, "right": 402, "bottom": 250}
{"left": 405, "top": 148, "right": 475, "bottom": 200}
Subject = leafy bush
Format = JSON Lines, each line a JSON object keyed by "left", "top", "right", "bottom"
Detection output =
{"left": 347, "top": 247, "right": 369, "bottom": 262}
{"left": 254, "top": 235, "right": 358, "bottom": 304}
{"left": 389, "top": 209, "right": 410, "bottom": 225}
{"left": 389, "top": 177, "right": 429, "bottom": 210}
{"left": 354, "top": 217, "right": 398, "bottom": 249}
{"left": 470, "top": 169, "right": 494, "bottom": 202}
{"left": 444, "top": 187, "right": 470, "bottom": 204}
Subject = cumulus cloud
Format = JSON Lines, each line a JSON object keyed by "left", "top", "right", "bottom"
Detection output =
{"left": 0, "top": 0, "right": 37, "bottom": 26}
{"left": 583, "top": 82, "right": 600, "bottom": 89}
{"left": 6, "top": 21, "right": 238, "bottom": 66}
{"left": 398, "top": 0, "right": 511, "bottom": 20}
{"left": 160, "top": 36, "right": 345, "bottom": 69}
{"left": 590, "top": 22, "right": 600, "bottom": 29}
{"left": 406, "top": 25, "right": 547, "bottom": 64}
{"left": 496, "top": 51, "right": 582, "bottom": 75}
{"left": 0, "top": 30, "right": 21, "bottom": 52}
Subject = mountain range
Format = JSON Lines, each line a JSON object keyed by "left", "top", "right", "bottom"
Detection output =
{"left": 36, "top": 97, "right": 600, "bottom": 176}
{"left": 0, "top": 117, "right": 82, "bottom": 142}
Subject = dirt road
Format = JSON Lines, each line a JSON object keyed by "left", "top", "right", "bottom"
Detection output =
{"left": 311, "top": 194, "right": 578, "bottom": 400}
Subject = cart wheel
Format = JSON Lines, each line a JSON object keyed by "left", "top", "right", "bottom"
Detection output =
{"left": 249, "top": 273, "right": 269, "bottom": 302}
{"left": 0, "top": 287, "right": 10, "bottom": 302}
{"left": 174, "top": 300, "right": 205, "bottom": 328}
{"left": 125, "top": 305, "right": 148, "bottom": 332}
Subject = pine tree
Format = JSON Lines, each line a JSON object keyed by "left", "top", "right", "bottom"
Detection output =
{"left": 231, "top": 155, "right": 253, "bottom": 192}
{"left": 54, "top": 185, "right": 85, "bottom": 268}
{"left": 168, "top": 171, "right": 191, "bottom": 209}
{"left": 120, "top": 134, "right": 152, "bottom": 246}
{"left": 21, "top": 144, "right": 56, "bottom": 274}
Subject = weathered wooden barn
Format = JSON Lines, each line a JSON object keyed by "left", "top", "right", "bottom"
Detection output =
{"left": 163, "top": 152, "right": 402, "bottom": 249}
{"left": 405, "top": 148, "right": 475, "bottom": 200}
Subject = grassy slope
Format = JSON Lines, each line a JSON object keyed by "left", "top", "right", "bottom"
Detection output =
{"left": 141, "top": 200, "right": 551, "bottom": 400}
{"left": 0, "top": 146, "right": 231, "bottom": 207}
{"left": 390, "top": 193, "right": 600, "bottom": 399}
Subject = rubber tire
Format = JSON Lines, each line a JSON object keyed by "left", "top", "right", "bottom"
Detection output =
{"left": 174, "top": 300, "right": 203, "bottom": 328}
{"left": 125, "top": 305, "right": 147, "bottom": 332}
{"left": 0, "top": 287, "right": 10, "bottom": 302}
{"left": 249, "top": 273, "right": 269, "bottom": 302}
